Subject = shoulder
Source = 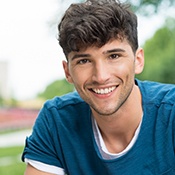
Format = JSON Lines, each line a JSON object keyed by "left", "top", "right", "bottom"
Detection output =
{"left": 44, "top": 91, "right": 85, "bottom": 109}
{"left": 34, "top": 91, "right": 90, "bottom": 130}
{"left": 136, "top": 79, "right": 175, "bottom": 105}
{"left": 40, "top": 91, "right": 90, "bottom": 119}
{"left": 136, "top": 79, "right": 175, "bottom": 125}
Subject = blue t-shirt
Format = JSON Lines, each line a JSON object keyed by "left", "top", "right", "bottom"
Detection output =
{"left": 22, "top": 80, "right": 175, "bottom": 174}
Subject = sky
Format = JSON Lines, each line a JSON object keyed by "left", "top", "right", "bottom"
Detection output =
{"left": 0, "top": 0, "right": 174, "bottom": 100}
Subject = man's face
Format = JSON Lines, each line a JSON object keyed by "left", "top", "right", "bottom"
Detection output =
{"left": 63, "top": 39, "right": 144, "bottom": 117}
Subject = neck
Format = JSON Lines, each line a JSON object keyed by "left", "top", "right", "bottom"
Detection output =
{"left": 92, "top": 84, "right": 142, "bottom": 153}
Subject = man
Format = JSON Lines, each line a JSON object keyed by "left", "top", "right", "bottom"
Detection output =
{"left": 22, "top": 0, "right": 175, "bottom": 174}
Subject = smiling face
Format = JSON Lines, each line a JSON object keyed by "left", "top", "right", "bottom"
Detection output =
{"left": 63, "top": 39, "right": 144, "bottom": 117}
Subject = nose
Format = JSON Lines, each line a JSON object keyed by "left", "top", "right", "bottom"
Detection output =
{"left": 92, "top": 60, "right": 110, "bottom": 84}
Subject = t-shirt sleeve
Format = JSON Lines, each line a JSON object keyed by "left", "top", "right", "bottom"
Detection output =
{"left": 22, "top": 106, "right": 63, "bottom": 169}
{"left": 25, "top": 158, "right": 65, "bottom": 175}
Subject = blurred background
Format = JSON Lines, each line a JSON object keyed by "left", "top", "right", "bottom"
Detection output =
{"left": 0, "top": 0, "right": 175, "bottom": 174}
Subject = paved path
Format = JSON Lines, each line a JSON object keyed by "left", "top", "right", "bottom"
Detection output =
{"left": 0, "top": 130, "right": 32, "bottom": 168}
{"left": 0, "top": 130, "right": 31, "bottom": 147}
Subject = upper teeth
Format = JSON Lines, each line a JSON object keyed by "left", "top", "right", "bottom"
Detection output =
{"left": 93, "top": 86, "right": 116, "bottom": 94}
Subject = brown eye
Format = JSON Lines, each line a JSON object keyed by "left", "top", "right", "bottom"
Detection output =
{"left": 77, "top": 59, "right": 90, "bottom": 64}
{"left": 109, "top": 54, "right": 119, "bottom": 60}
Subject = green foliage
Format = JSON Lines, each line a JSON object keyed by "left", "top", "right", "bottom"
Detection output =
{"left": 0, "top": 146, "right": 25, "bottom": 175}
{"left": 0, "top": 95, "right": 3, "bottom": 106}
{"left": 136, "top": 18, "right": 175, "bottom": 84}
{"left": 59, "top": 0, "right": 175, "bottom": 15}
{"left": 129, "top": 0, "right": 174, "bottom": 15}
{"left": 38, "top": 78, "right": 74, "bottom": 100}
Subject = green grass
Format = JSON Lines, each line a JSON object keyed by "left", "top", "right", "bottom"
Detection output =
{"left": 0, "top": 146, "right": 24, "bottom": 157}
{"left": 0, "top": 146, "right": 26, "bottom": 175}
{"left": 0, "top": 162, "right": 25, "bottom": 175}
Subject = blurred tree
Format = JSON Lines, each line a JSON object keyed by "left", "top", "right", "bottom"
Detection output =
{"left": 38, "top": 79, "right": 74, "bottom": 99}
{"left": 49, "top": 0, "right": 174, "bottom": 32}
{"left": 0, "top": 95, "right": 3, "bottom": 106}
{"left": 58, "top": 0, "right": 174, "bottom": 15}
{"left": 128, "top": 0, "right": 174, "bottom": 15}
{"left": 136, "top": 17, "right": 175, "bottom": 84}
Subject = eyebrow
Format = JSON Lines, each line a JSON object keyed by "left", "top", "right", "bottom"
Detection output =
{"left": 103, "top": 48, "right": 126, "bottom": 54}
{"left": 71, "top": 54, "right": 91, "bottom": 61}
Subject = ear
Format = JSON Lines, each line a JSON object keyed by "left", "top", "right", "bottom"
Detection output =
{"left": 135, "top": 48, "right": 144, "bottom": 75}
{"left": 62, "top": 60, "right": 73, "bottom": 83}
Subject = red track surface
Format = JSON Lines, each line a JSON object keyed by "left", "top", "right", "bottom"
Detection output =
{"left": 0, "top": 108, "right": 38, "bottom": 131}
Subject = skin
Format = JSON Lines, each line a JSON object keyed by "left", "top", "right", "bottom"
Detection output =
{"left": 24, "top": 39, "right": 144, "bottom": 174}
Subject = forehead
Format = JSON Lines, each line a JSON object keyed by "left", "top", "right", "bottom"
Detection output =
{"left": 67, "top": 39, "right": 132, "bottom": 60}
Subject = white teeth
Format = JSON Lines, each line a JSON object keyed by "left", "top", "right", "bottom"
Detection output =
{"left": 93, "top": 86, "right": 116, "bottom": 94}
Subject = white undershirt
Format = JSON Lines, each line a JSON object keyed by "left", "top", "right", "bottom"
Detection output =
{"left": 25, "top": 116, "right": 142, "bottom": 174}
{"left": 92, "top": 117, "right": 142, "bottom": 159}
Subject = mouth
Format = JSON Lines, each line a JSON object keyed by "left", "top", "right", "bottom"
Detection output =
{"left": 90, "top": 86, "right": 117, "bottom": 95}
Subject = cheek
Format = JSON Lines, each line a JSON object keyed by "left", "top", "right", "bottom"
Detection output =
{"left": 114, "top": 62, "right": 134, "bottom": 76}
{"left": 69, "top": 69, "right": 88, "bottom": 86}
